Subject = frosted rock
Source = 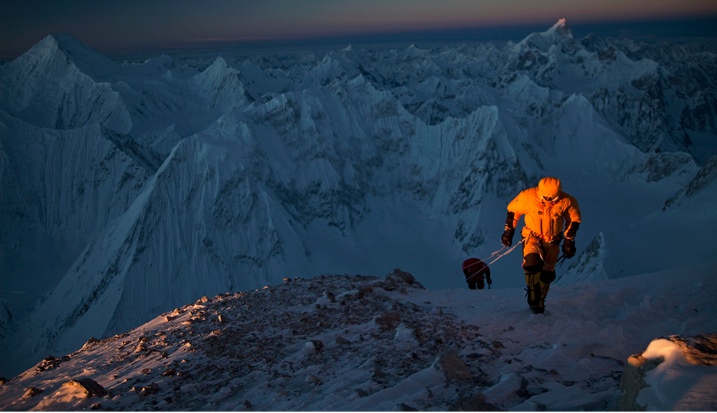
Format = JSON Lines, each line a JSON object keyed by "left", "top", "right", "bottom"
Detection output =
{"left": 386, "top": 269, "right": 416, "bottom": 285}
{"left": 433, "top": 349, "right": 472, "bottom": 381}
{"left": 374, "top": 312, "right": 401, "bottom": 332}
{"left": 61, "top": 378, "right": 108, "bottom": 398}
{"left": 21, "top": 387, "right": 43, "bottom": 399}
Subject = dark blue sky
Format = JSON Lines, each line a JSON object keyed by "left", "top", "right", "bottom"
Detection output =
{"left": 2, "top": 0, "right": 717, "bottom": 58}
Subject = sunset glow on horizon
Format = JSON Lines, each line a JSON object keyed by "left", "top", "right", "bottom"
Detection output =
{"left": 2, "top": 0, "right": 717, "bottom": 58}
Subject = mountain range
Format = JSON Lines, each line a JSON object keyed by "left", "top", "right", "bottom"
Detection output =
{"left": 0, "top": 19, "right": 715, "bottom": 379}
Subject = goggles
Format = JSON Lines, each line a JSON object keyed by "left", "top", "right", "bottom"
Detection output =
{"left": 542, "top": 195, "right": 559, "bottom": 203}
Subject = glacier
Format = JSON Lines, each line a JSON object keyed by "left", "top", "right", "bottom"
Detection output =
{"left": 0, "top": 18, "right": 716, "bottom": 378}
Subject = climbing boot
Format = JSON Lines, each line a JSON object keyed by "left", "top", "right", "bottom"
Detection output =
{"left": 525, "top": 272, "right": 544, "bottom": 314}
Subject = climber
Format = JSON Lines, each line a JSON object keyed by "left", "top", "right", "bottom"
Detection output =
{"left": 501, "top": 177, "right": 581, "bottom": 314}
{"left": 462, "top": 258, "right": 491, "bottom": 289}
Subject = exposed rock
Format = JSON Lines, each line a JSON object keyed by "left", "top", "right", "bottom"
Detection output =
{"left": 394, "top": 402, "right": 418, "bottom": 411}
{"left": 35, "top": 356, "right": 69, "bottom": 372}
{"left": 61, "top": 378, "right": 108, "bottom": 398}
{"left": 375, "top": 312, "right": 401, "bottom": 332}
{"left": 161, "top": 368, "right": 177, "bottom": 377}
{"left": 669, "top": 332, "right": 717, "bottom": 366}
{"left": 324, "top": 291, "right": 337, "bottom": 303}
{"left": 433, "top": 349, "right": 473, "bottom": 381}
{"left": 385, "top": 269, "right": 423, "bottom": 289}
{"left": 310, "top": 339, "right": 324, "bottom": 352}
{"left": 135, "top": 382, "right": 160, "bottom": 397}
{"left": 616, "top": 353, "right": 664, "bottom": 410}
{"left": 449, "top": 393, "right": 500, "bottom": 411}
{"left": 387, "top": 269, "right": 416, "bottom": 284}
{"left": 21, "top": 387, "right": 43, "bottom": 399}
{"left": 80, "top": 337, "right": 101, "bottom": 350}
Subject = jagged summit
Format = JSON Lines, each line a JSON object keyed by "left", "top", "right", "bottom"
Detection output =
{"left": 189, "top": 56, "right": 251, "bottom": 110}
{"left": 545, "top": 18, "right": 573, "bottom": 38}
{"left": 0, "top": 33, "right": 130, "bottom": 131}
{"left": 35, "top": 33, "right": 120, "bottom": 79}
{"left": 513, "top": 18, "right": 576, "bottom": 52}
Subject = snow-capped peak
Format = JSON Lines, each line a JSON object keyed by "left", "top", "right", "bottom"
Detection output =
{"left": 44, "top": 33, "right": 120, "bottom": 79}
{"left": 0, "top": 34, "right": 131, "bottom": 131}
{"left": 512, "top": 17, "right": 576, "bottom": 53}
{"left": 545, "top": 18, "right": 573, "bottom": 38}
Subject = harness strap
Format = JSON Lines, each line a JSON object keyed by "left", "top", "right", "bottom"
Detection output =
{"left": 525, "top": 228, "right": 563, "bottom": 245}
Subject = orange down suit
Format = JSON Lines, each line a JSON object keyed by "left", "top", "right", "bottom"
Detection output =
{"left": 507, "top": 186, "right": 581, "bottom": 273}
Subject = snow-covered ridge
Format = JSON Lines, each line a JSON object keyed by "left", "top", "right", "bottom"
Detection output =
{"left": 0, "top": 268, "right": 714, "bottom": 411}
{"left": 0, "top": 35, "right": 131, "bottom": 132}
{"left": 1, "top": 24, "right": 716, "bottom": 379}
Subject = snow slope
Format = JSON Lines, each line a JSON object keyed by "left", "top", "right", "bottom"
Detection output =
{"left": 0, "top": 268, "right": 714, "bottom": 411}
{"left": 1, "top": 20, "right": 716, "bottom": 379}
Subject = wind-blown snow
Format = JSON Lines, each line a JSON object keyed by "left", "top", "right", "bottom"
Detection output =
{"left": 1, "top": 19, "right": 716, "bottom": 389}
{"left": 637, "top": 336, "right": 717, "bottom": 410}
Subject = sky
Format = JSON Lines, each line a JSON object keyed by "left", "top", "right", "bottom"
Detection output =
{"left": 2, "top": 0, "right": 717, "bottom": 58}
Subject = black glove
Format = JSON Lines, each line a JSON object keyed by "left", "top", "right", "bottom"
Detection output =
{"left": 562, "top": 238, "right": 576, "bottom": 258}
{"left": 501, "top": 227, "right": 515, "bottom": 247}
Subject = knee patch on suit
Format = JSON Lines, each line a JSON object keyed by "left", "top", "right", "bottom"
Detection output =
{"left": 540, "top": 270, "right": 556, "bottom": 284}
{"left": 522, "top": 253, "right": 544, "bottom": 273}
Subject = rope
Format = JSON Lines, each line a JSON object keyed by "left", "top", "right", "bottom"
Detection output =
{"left": 484, "top": 240, "right": 524, "bottom": 266}
{"left": 463, "top": 239, "right": 525, "bottom": 286}
{"left": 465, "top": 239, "right": 524, "bottom": 268}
